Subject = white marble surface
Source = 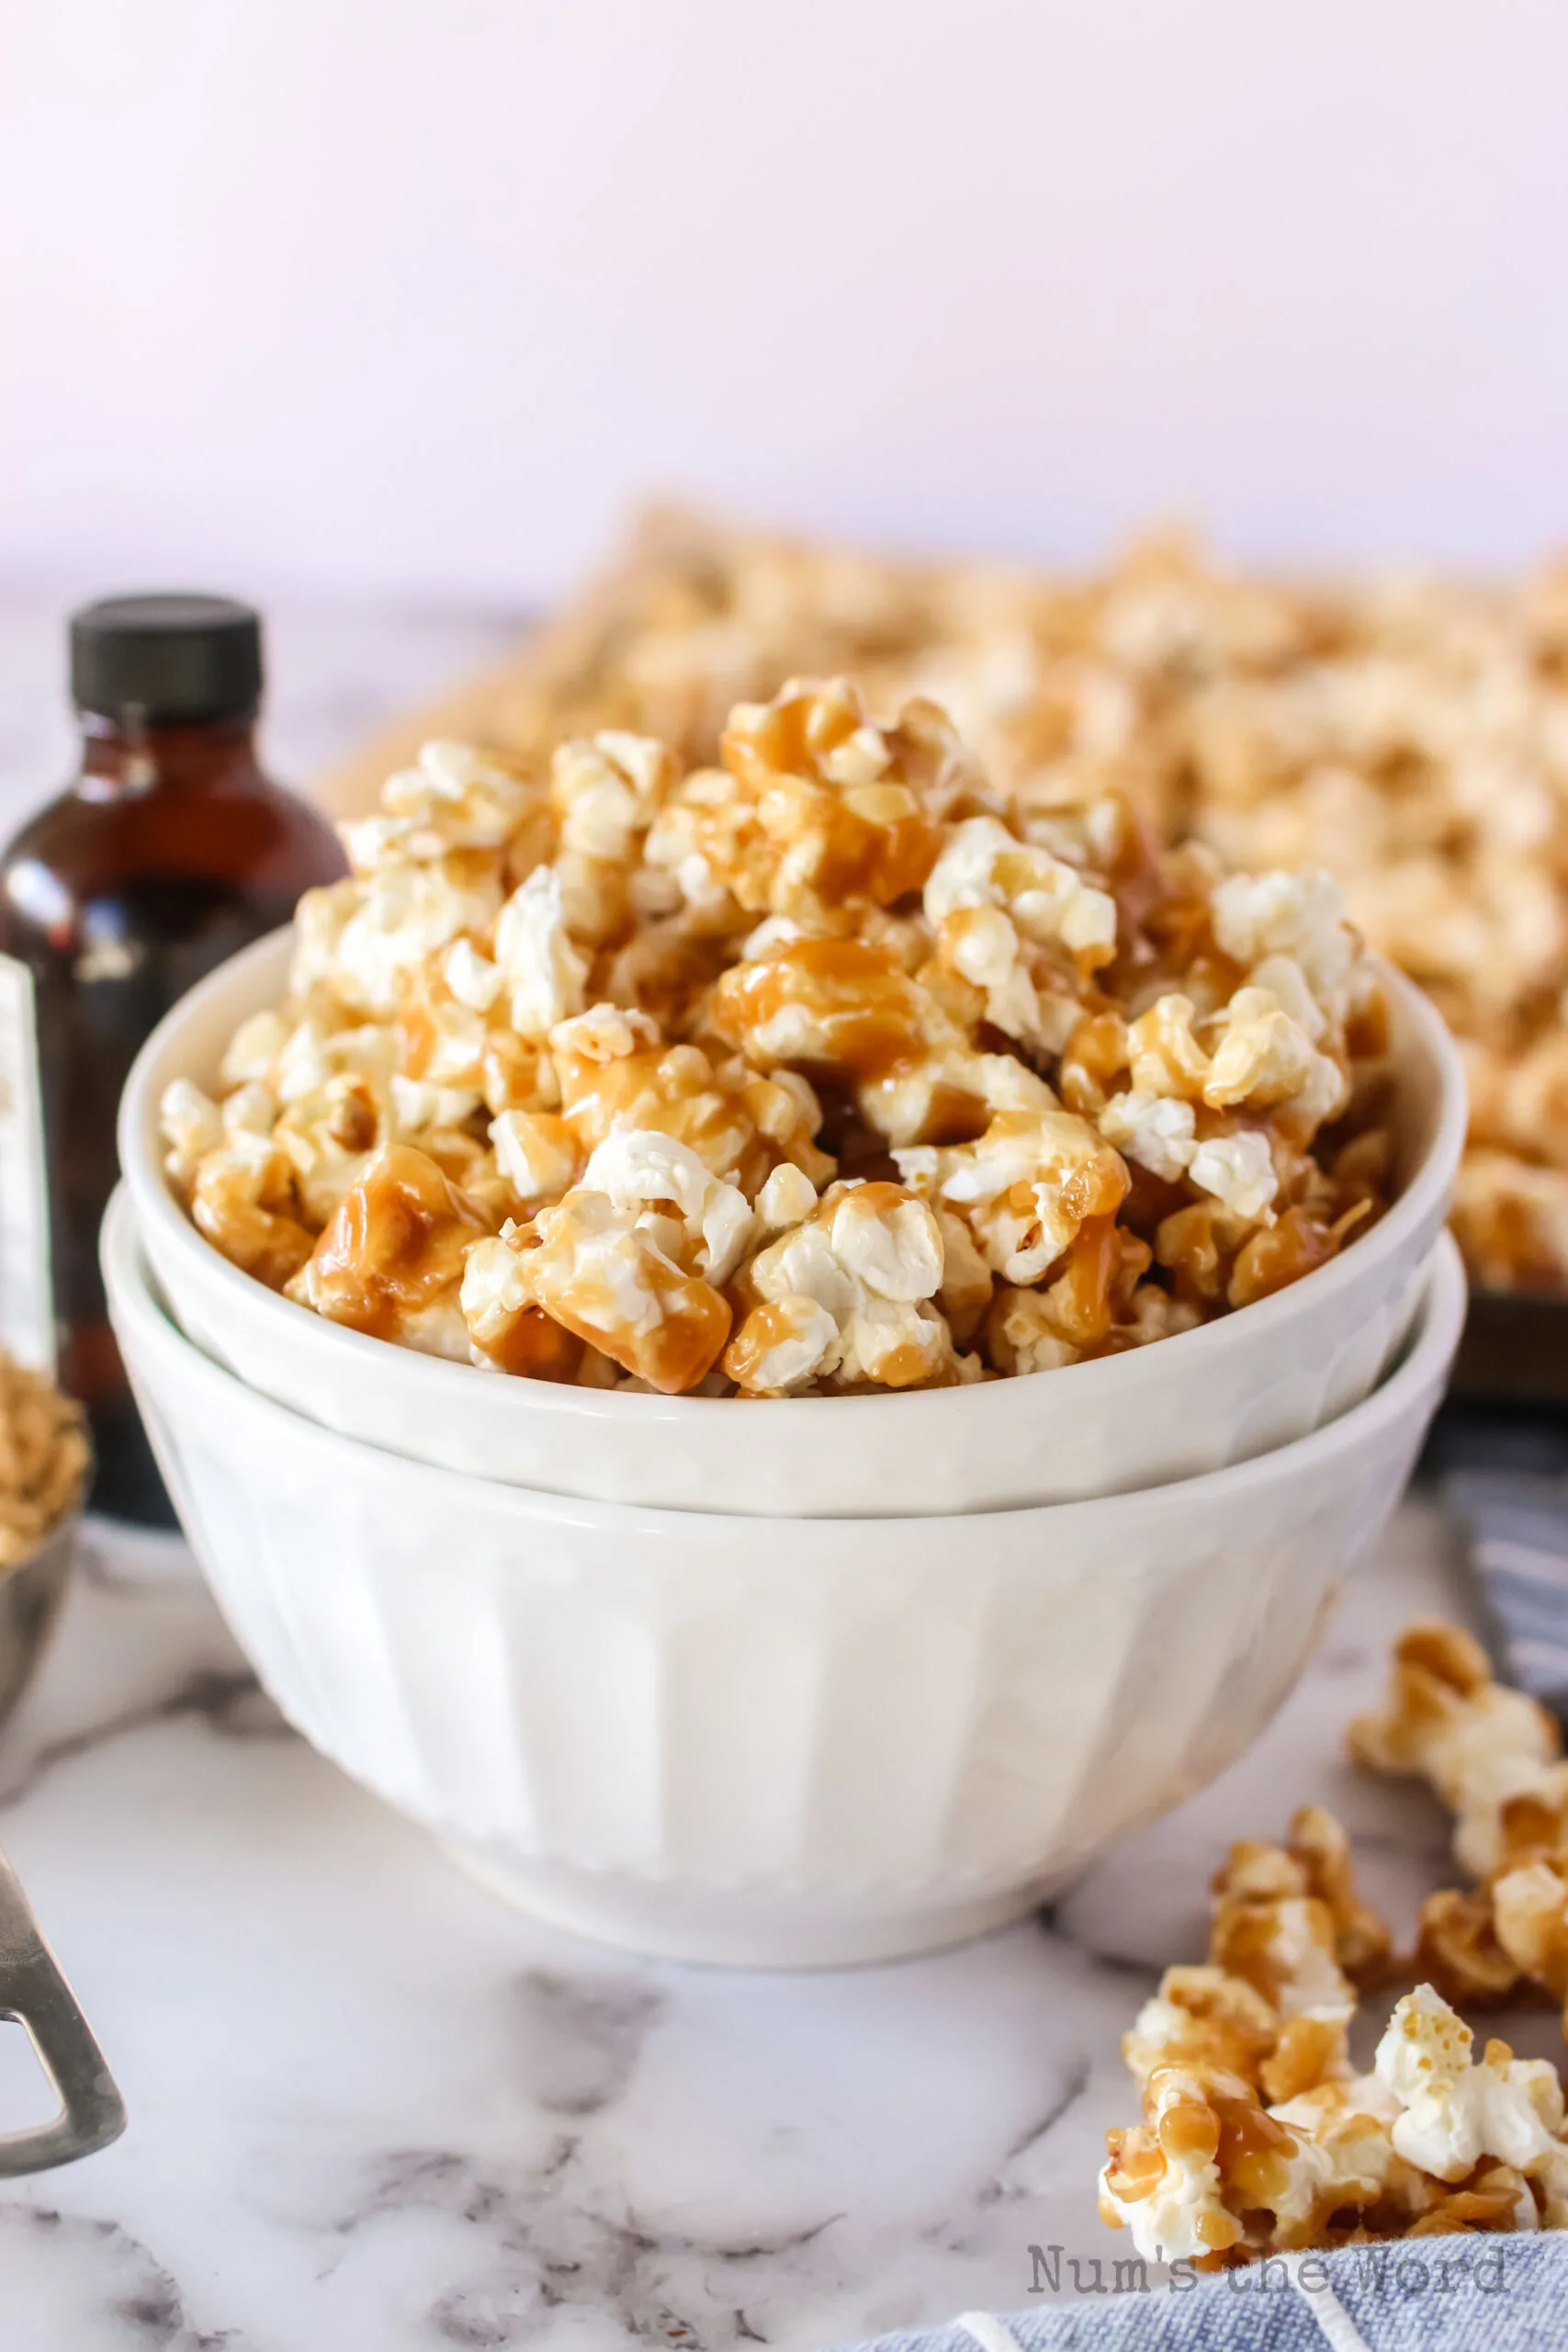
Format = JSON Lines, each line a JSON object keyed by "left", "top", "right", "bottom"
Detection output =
{"left": 0, "top": 1496, "right": 1483, "bottom": 2352}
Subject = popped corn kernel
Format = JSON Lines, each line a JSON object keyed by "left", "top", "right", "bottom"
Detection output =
{"left": 1096, "top": 1089, "right": 1197, "bottom": 1182}
{"left": 469, "top": 1191, "right": 731, "bottom": 1395}
{"left": 550, "top": 730, "right": 674, "bottom": 864}
{"left": 288, "top": 1143, "right": 485, "bottom": 1359}
{"left": 923, "top": 813, "right": 1117, "bottom": 967}
{"left": 1211, "top": 868, "right": 1357, "bottom": 1004}
{"left": 490, "top": 1109, "right": 581, "bottom": 1208}
{"left": 647, "top": 676, "right": 945, "bottom": 922}
{"left": 1374, "top": 1985, "right": 1562, "bottom": 2184}
{"left": 895, "top": 1107, "right": 1129, "bottom": 1283}
{"left": 1188, "top": 1131, "right": 1280, "bottom": 1223}
{"left": 1202, "top": 987, "right": 1348, "bottom": 1128}
{"left": 189, "top": 1133, "right": 315, "bottom": 1289}
{"left": 581, "top": 1128, "right": 753, "bottom": 1283}
{"left": 322, "top": 854, "right": 504, "bottom": 1018}
{"left": 342, "top": 739, "right": 536, "bottom": 868}
{"left": 493, "top": 865, "right": 590, "bottom": 1038}
{"left": 753, "top": 1159, "right": 820, "bottom": 1235}
{"left": 725, "top": 1181, "right": 953, "bottom": 1394}
{"left": 1099, "top": 2063, "right": 1269, "bottom": 2264}
{"left": 1349, "top": 1619, "right": 1564, "bottom": 1875}
{"left": 1126, "top": 995, "right": 1212, "bottom": 1102}
{"left": 706, "top": 934, "right": 944, "bottom": 1084}
{"left": 160, "top": 1079, "right": 224, "bottom": 1188}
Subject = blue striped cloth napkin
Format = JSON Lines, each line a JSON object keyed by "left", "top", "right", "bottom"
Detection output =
{"left": 836, "top": 2237, "right": 1568, "bottom": 2352}
{"left": 1442, "top": 1425, "right": 1568, "bottom": 1721}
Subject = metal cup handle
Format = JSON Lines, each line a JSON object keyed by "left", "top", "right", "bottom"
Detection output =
{"left": 0, "top": 1846, "right": 124, "bottom": 2174}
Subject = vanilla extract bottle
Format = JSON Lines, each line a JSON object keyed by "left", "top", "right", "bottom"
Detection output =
{"left": 0, "top": 595, "right": 345, "bottom": 1521}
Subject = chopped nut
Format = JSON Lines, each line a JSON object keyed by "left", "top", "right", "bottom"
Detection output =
{"left": 0, "top": 1357, "right": 89, "bottom": 1570}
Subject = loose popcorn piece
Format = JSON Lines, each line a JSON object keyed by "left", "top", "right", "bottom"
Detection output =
{"left": 1349, "top": 1620, "right": 1566, "bottom": 1876}
{"left": 0, "top": 1355, "right": 90, "bottom": 1570}
{"left": 175, "top": 664, "right": 1393, "bottom": 1386}
{"left": 1416, "top": 1847, "right": 1568, "bottom": 2039}
{"left": 1105, "top": 1898, "right": 1568, "bottom": 2262}
{"left": 1204, "top": 1817, "right": 1366, "bottom": 2098}
{"left": 1100, "top": 2062, "right": 1273, "bottom": 2263}
{"left": 1104, "top": 1630, "right": 1568, "bottom": 2267}
{"left": 1118, "top": 1808, "right": 1392, "bottom": 2122}
{"left": 1492, "top": 1859, "right": 1568, "bottom": 2011}
{"left": 1354, "top": 1621, "right": 1568, "bottom": 2053}
{"left": 1415, "top": 1887, "right": 1526, "bottom": 2008}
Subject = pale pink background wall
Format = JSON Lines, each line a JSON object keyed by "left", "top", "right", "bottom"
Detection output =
{"left": 3, "top": 0, "right": 1566, "bottom": 603}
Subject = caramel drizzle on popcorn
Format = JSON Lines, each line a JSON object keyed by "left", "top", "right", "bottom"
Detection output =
{"left": 162, "top": 680, "right": 1391, "bottom": 1396}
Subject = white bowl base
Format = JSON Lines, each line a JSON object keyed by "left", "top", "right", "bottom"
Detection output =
{"left": 440, "top": 1838, "right": 1063, "bottom": 1968}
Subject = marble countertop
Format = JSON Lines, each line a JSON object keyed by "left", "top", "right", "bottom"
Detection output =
{"left": 0, "top": 1498, "right": 1478, "bottom": 2352}
{"left": 0, "top": 594, "right": 1496, "bottom": 2348}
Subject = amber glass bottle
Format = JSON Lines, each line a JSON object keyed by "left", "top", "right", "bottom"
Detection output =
{"left": 0, "top": 594, "right": 345, "bottom": 1521}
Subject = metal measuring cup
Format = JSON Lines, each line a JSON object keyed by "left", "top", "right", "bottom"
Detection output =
{"left": 0, "top": 1509, "right": 126, "bottom": 2172}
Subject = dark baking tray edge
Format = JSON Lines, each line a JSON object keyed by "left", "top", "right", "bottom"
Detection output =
{"left": 1448, "top": 1287, "right": 1568, "bottom": 1411}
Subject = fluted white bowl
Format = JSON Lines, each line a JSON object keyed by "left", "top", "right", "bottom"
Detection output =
{"left": 104, "top": 1183, "right": 1465, "bottom": 1966}
{"left": 118, "top": 930, "right": 1465, "bottom": 1518}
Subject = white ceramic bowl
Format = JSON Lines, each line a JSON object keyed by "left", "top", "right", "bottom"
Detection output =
{"left": 104, "top": 1183, "right": 1465, "bottom": 1967}
{"left": 119, "top": 928, "right": 1466, "bottom": 1518}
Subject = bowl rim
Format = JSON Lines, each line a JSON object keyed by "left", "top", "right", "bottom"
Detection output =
{"left": 105, "top": 1177, "right": 1466, "bottom": 1543}
{"left": 118, "top": 923, "right": 1468, "bottom": 1432}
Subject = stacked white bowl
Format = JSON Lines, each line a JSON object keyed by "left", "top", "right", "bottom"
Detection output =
{"left": 110, "top": 931, "right": 1469, "bottom": 1965}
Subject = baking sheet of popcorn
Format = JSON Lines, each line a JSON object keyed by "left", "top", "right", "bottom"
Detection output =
{"left": 162, "top": 675, "right": 1392, "bottom": 1396}
{"left": 1098, "top": 1625, "right": 1568, "bottom": 2266}
{"left": 320, "top": 511, "right": 1568, "bottom": 1295}
{"left": 0, "top": 1354, "right": 89, "bottom": 1569}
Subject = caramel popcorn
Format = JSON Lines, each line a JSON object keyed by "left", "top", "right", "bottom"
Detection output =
{"left": 319, "top": 513, "right": 1568, "bottom": 1291}
{"left": 0, "top": 1355, "right": 90, "bottom": 1570}
{"left": 1099, "top": 1612, "right": 1568, "bottom": 2269}
{"left": 1352, "top": 1621, "right": 1568, "bottom": 2050}
{"left": 723, "top": 1179, "right": 953, "bottom": 1395}
{"left": 165, "top": 673, "right": 1392, "bottom": 1394}
{"left": 1102, "top": 1809, "right": 1568, "bottom": 2263}
{"left": 1348, "top": 1621, "right": 1567, "bottom": 1877}
{"left": 1100, "top": 1809, "right": 1408, "bottom": 2264}
{"left": 288, "top": 1144, "right": 483, "bottom": 1358}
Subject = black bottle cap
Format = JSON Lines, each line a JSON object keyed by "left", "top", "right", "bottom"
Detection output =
{"left": 70, "top": 594, "right": 264, "bottom": 726}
